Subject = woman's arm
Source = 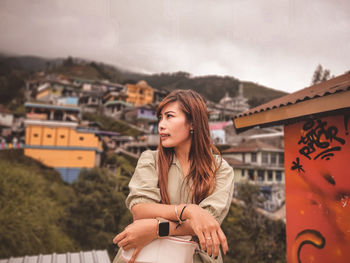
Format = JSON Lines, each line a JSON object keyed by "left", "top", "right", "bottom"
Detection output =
{"left": 114, "top": 218, "right": 195, "bottom": 249}
{"left": 114, "top": 204, "right": 227, "bottom": 262}
{"left": 131, "top": 202, "right": 228, "bottom": 257}
{"left": 131, "top": 203, "right": 196, "bottom": 236}
{"left": 131, "top": 202, "right": 182, "bottom": 221}
{"left": 113, "top": 218, "right": 195, "bottom": 263}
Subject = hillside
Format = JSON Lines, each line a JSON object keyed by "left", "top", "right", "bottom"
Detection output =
{"left": 0, "top": 55, "right": 288, "bottom": 108}
{"left": 0, "top": 150, "right": 285, "bottom": 262}
{"left": 114, "top": 70, "right": 288, "bottom": 107}
{"left": 243, "top": 81, "right": 287, "bottom": 107}
{"left": 0, "top": 149, "right": 132, "bottom": 259}
{"left": 46, "top": 58, "right": 124, "bottom": 81}
{"left": 0, "top": 150, "right": 76, "bottom": 257}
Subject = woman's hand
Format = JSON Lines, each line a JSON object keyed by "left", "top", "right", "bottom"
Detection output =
{"left": 182, "top": 204, "right": 228, "bottom": 258}
{"left": 113, "top": 219, "right": 158, "bottom": 263}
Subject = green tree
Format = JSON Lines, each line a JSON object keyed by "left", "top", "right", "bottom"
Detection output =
{"left": 0, "top": 59, "right": 27, "bottom": 106}
{"left": 67, "top": 167, "right": 131, "bottom": 257}
{"left": 311, "top": 64, "right": 331, "bottom": 85}
{"left": 105, "top": 154, "right": 136, "bottom": 196}
{"left": 82, "top": 112, "right": 143, "bottom": 137}
{"left": 0, "top": 150, "right": 76, "bottom": 258}
{"left": 63, "top": 56, "right": 74, "bottom": 67}
{"left": 222, "top": 183, "right": 286, "bottom": 263}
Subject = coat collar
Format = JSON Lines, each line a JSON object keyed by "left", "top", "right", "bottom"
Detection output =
{"left": 172, "top": 152, "right": 181, "bottom": 168}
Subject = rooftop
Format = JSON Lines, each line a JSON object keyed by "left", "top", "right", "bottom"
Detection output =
{"left": 104, "top": 100, "right": 133, "bottom": 107}
{"left": 25, "top": 102, "right": 81, "bottom": 112}
{"left": 233, "top": 73, "right": 350, "bottom": 132}
{"left": 223, "top": 156, "right": 244, "bottom": 166}
{"left": 222, "top": 140, "right": 283, "bottom": 153}
{"left": 0, "top": 250, "right": 110, "bottom": 263}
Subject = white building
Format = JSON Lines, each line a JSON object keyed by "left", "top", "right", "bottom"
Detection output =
{"left": 222, "top": 140, "right": 284, "bottom": 184}
{"left": 207, "top": 83, "right": 250, "bottom": 122}
{"left": 222, "top": 139, "right": 285, "bottom": 212}
{"left": 219, "top": 83, "right": 250, "bottom": 113}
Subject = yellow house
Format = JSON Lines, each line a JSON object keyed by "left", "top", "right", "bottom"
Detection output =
{"left": 24, "top": 119, "right": 103, "bottom": 182}
{"left": 126, "top": 80, "right": 153, "bottom": 106}
{"left": 35, "top": 82, "right": 63, "bottom": 103}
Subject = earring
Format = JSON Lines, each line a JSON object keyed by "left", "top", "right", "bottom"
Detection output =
{"left": 190, "top": 130, "right": 194, "bottom": 134}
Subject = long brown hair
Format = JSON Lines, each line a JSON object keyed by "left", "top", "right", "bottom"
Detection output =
{"left": 156, "top": 89, "right": 221, "bottom": 204}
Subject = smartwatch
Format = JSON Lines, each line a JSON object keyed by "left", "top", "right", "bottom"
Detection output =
{"left": 157, "top": 218, "right": 169, "bottom": 237}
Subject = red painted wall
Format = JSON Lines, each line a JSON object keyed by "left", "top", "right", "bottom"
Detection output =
{"left": 284, "top": 113, "right": 350, "bottom": 262}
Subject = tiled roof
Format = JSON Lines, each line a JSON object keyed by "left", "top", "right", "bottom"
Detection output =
{"left": 235, "top": 72, "right": 350, "bottom": 118}
{"left": 222, "top": 140, "right": 282, "bottom": 153}
{"left": 0, "top": 250, "right": 110, "bottom": 263}
{"left": 223, "top": 156, "right": 244, "bottom": 166}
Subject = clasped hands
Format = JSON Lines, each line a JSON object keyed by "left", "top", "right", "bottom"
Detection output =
{"left": 113, "top": 204, "right": 228, "bottom": 263}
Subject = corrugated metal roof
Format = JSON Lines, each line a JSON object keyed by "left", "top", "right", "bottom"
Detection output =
{"left": 0, "top": 250, "right": 110, "bottom": 263}
{"left": 235, "top": 72, "right": 350, "bottom": 118}
{"left": 24, "top": 102, "right": 81, "bottom": 112}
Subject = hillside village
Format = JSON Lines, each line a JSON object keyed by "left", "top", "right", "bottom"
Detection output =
{"left": 0, "top": 59, "right": 286, "bottom": 217}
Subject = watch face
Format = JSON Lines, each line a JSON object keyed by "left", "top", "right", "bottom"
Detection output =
{"left": 158, "top": 221, "right": 170, "bottom": 237}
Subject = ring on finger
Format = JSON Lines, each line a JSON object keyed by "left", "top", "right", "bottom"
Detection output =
{"left": 205, "top": 236, "right": 212, "bottom": 240}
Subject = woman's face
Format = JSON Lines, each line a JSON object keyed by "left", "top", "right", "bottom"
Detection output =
{"left": 158, "top": 101, "right": 192, "bottom": 149}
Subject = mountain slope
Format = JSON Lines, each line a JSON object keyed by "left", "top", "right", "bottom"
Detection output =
{"left": 0, "top": 55, "right": 288, "bottom": 108}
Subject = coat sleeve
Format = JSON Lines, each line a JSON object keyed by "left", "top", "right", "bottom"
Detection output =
{"left": 125, "top": 150, "right": 161, "bottom": 210}
{"left": 198, "top": 157, "right": 234, "bottom": 224}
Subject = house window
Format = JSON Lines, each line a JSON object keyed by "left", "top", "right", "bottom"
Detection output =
{"left": 276, "top": 171, "right": 282, "bottom": 181}
{"left": 79, "top": 137, "right": 84, "bottom": 141}
{"left": 248, "top": 170, "right": 255, "bottom": 181}
{"left": 279, "top": 153, "right": 284, "bottom": 164}
{"left": 262, "top": 152, "right": 268, "bottom": 164}
{"left": 258, "top": 170, "right": 265, "bottom": 182}
{"left": 33, "top": 133, "right": 38, "bottom": 137}
{"left": 251, "top": 153, "right": 257, "bottom": 162}
{"left": 242, "top": 153, "right": 245, "bottom": 163}
{"left": 77, "top": 156, "right": 83, "bottom": 160}
{"left": 268, "top": 171, "right": 273, "bottom": 181}
{"left": 47, "top": 134, "right": 52, "bottom": 138}
{"left": 60, "top": 135, "right": 65, "bottom": 139}
{"left": 271, "top": 153, "right": 276, "bottom": 164}
{"left": 241, "top": 169, "right": 245, "bottom": 177}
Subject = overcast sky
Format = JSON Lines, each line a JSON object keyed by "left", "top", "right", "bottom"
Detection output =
{"left": 0, "top": 0, "right": 349, "bottom": 93}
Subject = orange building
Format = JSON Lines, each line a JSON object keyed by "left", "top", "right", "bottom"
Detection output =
{"left": 125, "top": 80, "right": 153, "bottom": 106}
{"left": 233, "top": 73, "right": 350, "bottom": 263}
{"left": 24, "top": 103, "right": 102, "bottom": 182}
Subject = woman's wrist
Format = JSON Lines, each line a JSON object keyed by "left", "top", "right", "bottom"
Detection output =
{"left": 153, "top": 218, "right": 159, "bottom": 239}
{"left": 174, "top": 204, "right": 181, "bottom": 222}
{"left": 181, "top": 204, "right": 194, "bottom": 220}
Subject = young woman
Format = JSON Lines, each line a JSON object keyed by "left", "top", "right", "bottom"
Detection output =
{"left": 113, "top": 90, "right": 234, "bottom": 263}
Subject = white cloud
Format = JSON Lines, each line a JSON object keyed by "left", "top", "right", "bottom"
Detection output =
{"left": 0, "top": 0, "right": 349, "bottom": 93}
